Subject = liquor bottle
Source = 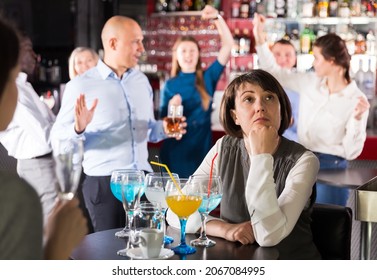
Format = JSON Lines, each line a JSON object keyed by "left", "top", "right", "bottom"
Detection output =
{"left": 181, "top": 0, "right": 193, "bottom": 11}
{"left": 266, "top": 0, "right": 277, "bottom": 18}
{"left": 240, "top": 0, "right": 250, "bottom": 18}
{"left": 338, "top": 0, "right": 351, "bottom": 18}
{"left": 345, "top": 24, "right": 357, "bottom": 55}
{"left": 361, "top": 0, "right": 375, "bottom": 17}
{"left": 256, "top": 0, "right": 267, "bottom": 14}
{"left": 300, "top": 0, "right": 315, "bottom": 17}
{"left": 231, "top": 0, "right": 241, "bottom": 18}
{"left": 232, "top": 28, "right": 241, "bottom": 55}
{"left": 355, "top": 33, "right": 366, "bottom": 54}
{"left": 239, "top": 28, "right": 251, "bottom": 55}
{"left": 300, "top": 25, "right": 314, "bottom": 54}
{"left": 351, "top": 0, "right": 362, "bottom": 16}
{"left": 366, "top": 30, "right": 376, "bottom": 55}
{"left": 286, "top": 0, "right": 298, "bottom": 18}
{"left": 194, "top": 0, "right": 205, "bottom": 11}
{"left": 155, "top": 0, "right": 168, "bottom": 13}
{"left": 168, "top": 0, "right": 180, "bottom": 12}
{"left": 329, "top": 0, "right": 338, "bottom": 17}
{"left": 317, "top": 0, "right": 329, "bottom": 17}
{"left": 38, "top": 57, "right": 47, "bottom": 83}
{"left": 275, "top": 0, "right": 286, "bottom": 17}
{"left": 50, "top": 59, "right": 61, "bottom": 85}
{"left": 363, "top": 58, "right": 376, "bottom": 100}
{"left": 355, "top": 58, "right": 365, "bottom": 89}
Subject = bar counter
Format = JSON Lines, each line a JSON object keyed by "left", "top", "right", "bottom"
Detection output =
{"left": 70, "top": 227, "right": 279, "bottom": 260}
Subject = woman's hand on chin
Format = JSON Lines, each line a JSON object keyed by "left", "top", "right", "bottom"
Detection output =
{"left": 247, "top": 124, "right": 280, "bottom": 156}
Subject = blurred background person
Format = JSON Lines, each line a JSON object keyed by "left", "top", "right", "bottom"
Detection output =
{"left": 159, "top": 5, "right": 233, "bottom": 178}
{"left": 253, "top": 13, "right": 370, "bottom": 206}
{"left": 0, "top": 16, "right": 87, "bottom": 260}
{"left": 271, "top": 39, "right": 299, "bottom": 142}
{"left": 0, "top": 33, "right": 57, "bottom": 224}
{"left": 68, "top": 46, "right": 99, "bottom": 79}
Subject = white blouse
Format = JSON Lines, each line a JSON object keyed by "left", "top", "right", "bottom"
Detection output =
{"left": 256, "top": 43, "right": 369, "bottom": 160}
{"left": 167, "top": 137, "right": 319, "bottom": 246}
{"left": 0, "top": 72, "right": 55, "bottom": 159}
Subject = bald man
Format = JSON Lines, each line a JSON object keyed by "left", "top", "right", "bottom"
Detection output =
{"left": 51, "top": 16, "right": 185, "bottom": 232}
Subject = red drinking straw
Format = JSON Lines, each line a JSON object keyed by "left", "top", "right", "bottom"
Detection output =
{"left": 208, "top": 152, "right": 218, "bottom": 197}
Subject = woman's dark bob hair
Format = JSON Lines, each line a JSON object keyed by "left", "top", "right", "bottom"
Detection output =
{"left": 220, "top": 69, "right": 292, "bottom": 138}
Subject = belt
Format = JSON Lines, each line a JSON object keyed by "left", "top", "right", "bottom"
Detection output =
{"left": 33, "top": 152, "right": 52, "bottom": 159}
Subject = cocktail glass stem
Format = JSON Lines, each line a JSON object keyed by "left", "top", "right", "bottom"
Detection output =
{"left": 199, "top": 212, "right": 208, "bottom": 240}
{"left": 126, "top": 211, "right": 134, "bottom": 233}
{"left": 116, "top": 211, "right": 135, "bottom": 256}
{"left": 179, "top": 218, "right": 188, "bottom": 247}
{"left": 190, "top": 212, "right": 216, "bottom": 247}
{"left": 161, "top": 208, "right": 174, "bottom": 244}
{"left": 171, "top": 218, "right": 196, "bottom": 255}
{"left": 115, "top": 213, "right": 129, "bottom": 238}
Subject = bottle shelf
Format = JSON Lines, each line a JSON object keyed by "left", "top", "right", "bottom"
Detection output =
{"left": 296, "top": 17, "right": 377, "bottom": 25}
{"left": 151, "top": 11, "right": 202, "bottom": 17}
{"left": 143, "top": 29, "right": 219, "bottom": 36}
{"left": 225, "top": 16, "right": 377, "bottom": 26}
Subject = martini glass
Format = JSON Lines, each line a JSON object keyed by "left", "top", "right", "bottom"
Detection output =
{"left": 189, "top": 174, "right": 223, "bottom": 247}
{"left": 110, "top": 169, "right": 145, "bottom": 239}
{"left": 144, "top": 172, "right": 179, "bottom": 244}
{"left": 165, "top": 179, "right": 202, "bottom": 255}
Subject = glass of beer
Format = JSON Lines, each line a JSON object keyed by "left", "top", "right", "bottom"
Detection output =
{"left": 166, "top": 105, "right": 183, "bottom": 137}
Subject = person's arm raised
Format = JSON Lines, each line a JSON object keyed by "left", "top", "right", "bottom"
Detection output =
{"left": 252, "top": 13, "right": 267, "bottom": 46}
{"left": 201, "top": 5, "right": 233, "bottom": 66}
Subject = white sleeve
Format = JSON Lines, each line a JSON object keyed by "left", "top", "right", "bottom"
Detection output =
{"left": 246, "top": 151, "right": 319, "bottom": 246}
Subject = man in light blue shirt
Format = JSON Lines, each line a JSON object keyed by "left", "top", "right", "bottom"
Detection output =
{"left": 51, "top": 16, "right": 186, "bottom": 232}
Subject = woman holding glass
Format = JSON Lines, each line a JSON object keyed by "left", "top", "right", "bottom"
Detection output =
{"left": 168, "top": 70, "right": 321, "bottom": 259}
{"left": 159, "top": 5, "right": 233, "bottom": 178}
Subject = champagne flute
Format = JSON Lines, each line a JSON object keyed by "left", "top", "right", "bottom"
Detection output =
{"left": 165, "top": 179, "right": 202, "bottom": 255}
{"left": 110, "top": 169, "right": 145, "bottom": 239}
{"left": 53, "top": 138, "right": 84, "bottom": 200}
{"left": 144, "top": 172, "right": 179, "bottom": 244}
{"left": 189, "top": 174, "right": 223, "bottom": 247}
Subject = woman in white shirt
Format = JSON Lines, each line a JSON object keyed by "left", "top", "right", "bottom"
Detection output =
{"left": 253, "top": 13, "right": 370, "bottom": 206}
{"left": 168, "top": 70, "right": 321, "bottom": 259}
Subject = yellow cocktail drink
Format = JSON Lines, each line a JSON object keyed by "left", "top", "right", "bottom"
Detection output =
{"left": 166, "top": 195, "right": 202, "bottom": 218}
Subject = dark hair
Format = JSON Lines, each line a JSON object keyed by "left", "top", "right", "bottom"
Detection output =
{"left": 274, "top": 39, "right": 295, "bottom": 49}
{"left": 220, "top": 69, "right": 292, "bottom": 138}
{"left": 0, "top": 17, "right": 20, "bottom": 98}
{"left": 313, "top": 33, "right": 351, "bottom": 83}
